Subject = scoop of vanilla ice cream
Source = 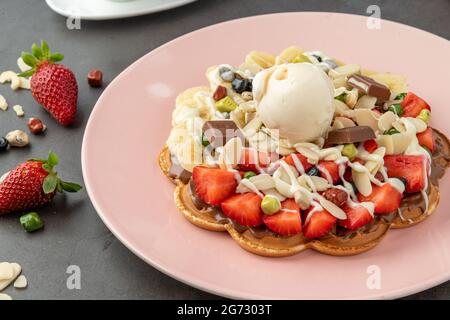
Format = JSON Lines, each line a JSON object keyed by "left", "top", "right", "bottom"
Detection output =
{"left": 253, "top": 63, "right": 335, "bottom": 144}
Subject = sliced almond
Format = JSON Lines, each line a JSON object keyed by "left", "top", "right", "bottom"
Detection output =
{"left": 230, "top": 108, "right": 245, "bottom": 128}
{"left": 391, "top": 132, "right": 413, "bottom": 154}
{"left": 294, "top": 145, "right": 320, "bottom": 164}
{"left": 353, "top": 109, "right": 380, "bottom": 132}
{"left": 242, "top": 116, "right": 262, "bottom": 137}
{"left": 0, "top": 262, "right": 14, "bottom": 281}
{"left": 263, "top": 188, "right": 286, "bottom": 202}
{"left": 0, "top": 263, "right": 21, "bottom": 291}
{"left": 13, "top": 275, "right": 27, "bottom": 289}
{"left": 352, "top": 169, "right": 372, "bottom": 196}
{"left": 275, "top": 46, "right": 304, "bottom": 64}
{"left": 333, "top": 99, "right": 350, "bottom": 116}
{"left": 377, "top": 135, "right": 395, "bottom": 154}
{"left": 355, "top": 95, "right": 377, "bottom": 109}
{"left": 294, "top": 190, "right": 311, "bottom": 210}
{"left": 378, "top": 111, "right": 398, "bottom": 132}
{"left": 332, "top": 119, "right": 344, "bottom": 130}
{"left": 318, "top": 197, "right": 347, "bottom": 219}
{"left": 392, "top": 120, "right": 407, "bottom": 133}
{"left": 310, "top": 176, "right": 330, "bottom": 192}
{"left": 334, "top": 117, "right": 355, "bottom": 128}
{"left": 407, "top": 117, "right": 427, "bottom": 133}
{"left": 364, "top": 147, "right": 386, "bottom": 174}
{"left": 248, "top": 174, "right": 275, "bottom": 191}
{"left": 246, "top": 51, "right": 275, "bottom": 69}
{"left": 345, "top": 88, "right": 359, "bottom": 108}
{"left": 274, "top": 176, "right": 293, "bottom": 198}
{"left": 0, "top": 293, "right": 12, "bottom": 300}
{"left": 222, "top": 137, "right": 242, "bottom": 168}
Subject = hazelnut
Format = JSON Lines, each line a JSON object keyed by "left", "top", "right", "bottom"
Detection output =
{"left": 27, "top": 118, "right": 46, "bottom": 135}
{"left": 88, "top": 69, "right": 103, "bottom": 87}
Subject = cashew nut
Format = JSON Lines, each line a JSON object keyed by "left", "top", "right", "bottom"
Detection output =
{"left": 19, "top": 77, "right": 31, "bottom": 90}
{"left": 0, "top": 94, "right": 7, "bottom": 111}
{"left": 5, "top": 130, "right": 29, "bottom": 147}
{"left": 0, "top": 71, "right": 21, "bottom": 90}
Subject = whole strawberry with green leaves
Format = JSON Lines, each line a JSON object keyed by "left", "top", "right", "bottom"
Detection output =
{"left": 20, "top": 41, "right": 78, "bottom": 126}
{"left": 0, "top": 151, "right": 82, "bottom": 215}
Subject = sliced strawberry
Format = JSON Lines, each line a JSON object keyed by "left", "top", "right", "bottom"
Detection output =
{"left": 401, "top": 92, "right": 431, "bottom": 118}
{"left": 317, "top": 160, "right": 340, "bottom": 184}
{"left": 238, "top": 148, "right": 273, "bottom": 173}
{"left": 192, "top": 166, "right": 237, "bottom": 206}
{"left": 283, "top": 153, "right": 313, "bottom": 172}
{"left": 363, "top": 139, "right": 378, "bottom": 153}
{"left": 339, "top": 203, "right": 373, "bottom": 230}
{"left": 221, "top": 192, "right": 263, "bottom": 227}
{"left": 262, "top": 199, "right": 302, "bottom": 236}
{"left": 417, "top": 127, "right": 435, "bottom": 153}
{"left": 384, "top": 155, "right": 427, "bottom": 193}
{"left": 303, "top": 208, "right": 337, "bottom": 239}
{"left": 358, "top": 183, "right": 402, "bottom": 214}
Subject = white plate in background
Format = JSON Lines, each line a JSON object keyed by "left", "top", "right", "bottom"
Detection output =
{"left": 46, "top": 0, "right": 197, "bottom": 20}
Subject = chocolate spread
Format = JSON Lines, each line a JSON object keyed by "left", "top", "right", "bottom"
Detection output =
{"left": 169, "top": 128, "right": 450, "bottom": 245}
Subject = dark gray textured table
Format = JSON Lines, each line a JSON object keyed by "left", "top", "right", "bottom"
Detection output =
{"left": 0, "top": 0, "right": 449, "bottom": 300}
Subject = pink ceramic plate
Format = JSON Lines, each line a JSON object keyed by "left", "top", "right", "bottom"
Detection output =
{"left": 82, "top": 12, "right": 450, "bottom": 299}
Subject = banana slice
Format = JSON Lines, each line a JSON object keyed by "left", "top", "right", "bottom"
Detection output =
{"left": 276, "top": 46, "right": 305, "bottom": 64}
{"left": 370, "top": 73, "right": 408, "bottom": 95}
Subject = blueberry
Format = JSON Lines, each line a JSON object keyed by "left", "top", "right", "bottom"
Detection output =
{"left": 0, "top": 137, "right": 8, "bottom": 152}
{"left": 312, "top": 54, "right": 323, "bottom": 62}
{"left": 323, "top": 59, "right": 338, "bottom": 69}
{"left": 232, "top": 78, "right": 249, "bottom": 94}
{"left": 219, "top": 67, "right": 235, "bottom": 82}
{"left": 306, "top": 166, "right": 319, "bottom": 176}
{"left": 246, "top": 78, "right": 253, "bottom": 92}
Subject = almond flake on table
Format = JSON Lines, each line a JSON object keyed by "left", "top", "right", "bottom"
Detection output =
{"left": 13, "top": 275, "right": 27, "bottom": 289}
{"left": 13, "top": 104, "right": 24, "bottom": 117}
{"left": 0, "top": 293, "right": 12, "bottom": 300}
{"left": 0, "top": 262, "right": 21, "bottom": 291}
{"left": 0, "top": 262, "right": 14, "bottom": 281}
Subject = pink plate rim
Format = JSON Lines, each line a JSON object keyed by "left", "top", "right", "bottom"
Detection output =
{"left": 82, "top": 12, "right": 450, "bottom": 299}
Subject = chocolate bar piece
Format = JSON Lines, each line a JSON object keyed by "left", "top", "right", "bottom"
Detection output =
{"left": 169, "top": 153, "right": 192, "bottom": 184}
{"left": 347, "top": 74, "right": 391, "bottom": 101}
{"left": 325, "top": 126, "right": 376, "bottom": 146}
{"left": 202, "top": 120, "right": 245, "bottom": 148}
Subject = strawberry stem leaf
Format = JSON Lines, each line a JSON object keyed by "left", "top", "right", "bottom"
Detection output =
{"left": 43, "top": 174, "right": 58, "bottom": 194}
{"left": 47, "top": 151, "right": 59, "bottom": 167}
{"left": 21, "top": 52, "right": 37, "bottom": 68}
{"left": 49, "top": 53, "right": 64, "bottom": 63}
{"left": 18, "top": 69, "right": 35, "bottom": 78}
{"left": 41, "top": 40, "right": 50, "bottom": 59}
{"left": 31, "top": 43, "right": 43, "bottom": 60}
{"left": 60, "top": 181, "right": 82, "bottom": 193}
